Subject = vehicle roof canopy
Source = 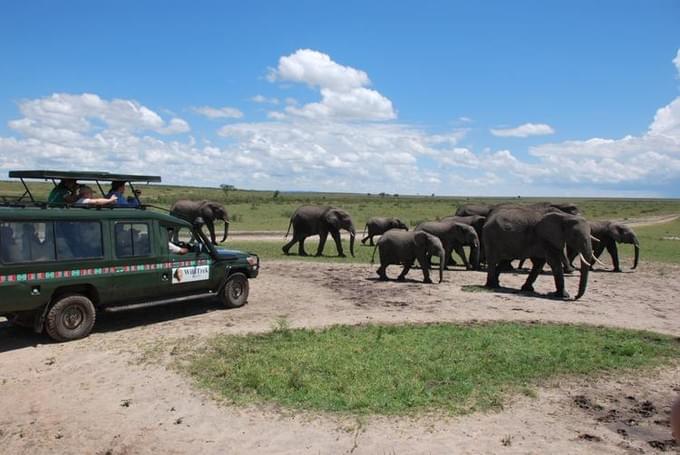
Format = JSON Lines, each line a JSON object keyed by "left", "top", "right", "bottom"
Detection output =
{"left": 8, "top": 170, "right": 161, "bottom": 183}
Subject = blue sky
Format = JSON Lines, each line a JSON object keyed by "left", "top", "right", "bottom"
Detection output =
{"left": 1, "top": 1, "right": 679, "bottom": 196}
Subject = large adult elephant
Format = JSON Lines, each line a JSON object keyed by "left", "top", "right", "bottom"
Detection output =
{"left": 568, "top": 221, "right": 639, "bottom": 272}
{"left": 415, "top": 219, "right": 480, "bottom": 270}
{"left": 170, "top": 200, "right": 229, "bottom": 245}
{"left": 455, "top": 201, "right": 580, "bottom": 218}
{"left": 282, "top": 205, "right": 356, "bottom": 257}
{"left": 483, "top": 207, "right": 594, "bottom": 300}
{"left": 361, "top": 217, "right": 409, "bottom": 246}
{"left": 372, "top": 230, "right": 445, "bottom": 283}
{"left": 441, "top": 215, "right": 486, "bottom": 269}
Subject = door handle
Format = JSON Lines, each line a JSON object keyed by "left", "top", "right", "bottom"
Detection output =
{"left": 162, "top": 273, "right": 170, "bottom": 281}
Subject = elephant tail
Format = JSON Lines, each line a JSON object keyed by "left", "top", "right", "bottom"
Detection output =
{"left": 284, "top": 218, "right": 293, "bottom": 238}
{"left": 362, "top": 223, "right": 368, "bottom": 237}
{"left": 371, "top": 243, "right": 379, "bottom": 264}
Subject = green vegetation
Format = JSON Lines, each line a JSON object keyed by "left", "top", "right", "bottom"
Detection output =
{"left": 620, "top": 217, "right": 680, "bottom": 264}
{"left": 1, "top": 180, "right": 679, "bottom": 231}
{"left": 185, "top": 322, "right": 680, "bottom": 415}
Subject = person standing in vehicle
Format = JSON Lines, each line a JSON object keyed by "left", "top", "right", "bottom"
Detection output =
{"left": 47, "top": 178, "right": 79, "bottom": 205}
{"left": 74, "top": 186, "right": 117, "bottom": 206}
{"left": 106, "top": 181, "right": 141, "bottom": 207}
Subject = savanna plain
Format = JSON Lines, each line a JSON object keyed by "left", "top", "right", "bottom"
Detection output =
{"left": 1, "top": 181, "right": 680, "bottom": 454}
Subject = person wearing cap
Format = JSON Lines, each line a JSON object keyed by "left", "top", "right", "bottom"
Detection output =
{"left": 106, "top": 181, "right": 141, "bottom": 207}
{"left": 74, "top": 185, "right": 117, "bottom": 207}
{"left": 47, "top": 178, "right": 79, "bottom": 205}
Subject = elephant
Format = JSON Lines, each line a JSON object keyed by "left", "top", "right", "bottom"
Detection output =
{"left": 372, "top": 230, "right": 445, "bottom": 283}
{"left": 361, "top": 217, "right": 409, "bottom": 246}
{"left": 483, "top": 207, "right": 594, "bottom": 300}
{"left": 415, "top": 219, "right": 480, "bottom": 270}
{"left": 170, "top": 200, "right": 229, "bottom": 245}
{"left": 441, "top": 215, "right": 486, "bottom": 268}
{"left": 282, "top": 205, "right": 356, "bottom": 257}
{"left": 455, "top": 201, "right": 580, "bottom": 218}
{"left": 567, "top": 221, "right": 639, "bottom": 272}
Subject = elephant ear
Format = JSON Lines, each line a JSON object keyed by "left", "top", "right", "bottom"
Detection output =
{"left": 199, "top": 203, "right": 214, "bottom": 221}
{"left": 536, "top": 212, "right": 571, "bottom": 251}
{"left": 413, "top": 231, "right": 429, "bottom": 247}
{"left": 611, "top": 224, "right": 625, "bottom": 242}
{"left": 324, "top": 209, "right": 341, "bottom": 229}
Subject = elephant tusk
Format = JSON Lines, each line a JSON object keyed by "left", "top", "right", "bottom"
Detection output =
{"left": 578, "top": 253, "right": 592, "bottom": 267}
{"left": 592, "top": 255, "right": 607, "bottom": 267}
{"left": 590, "top": 235, "right": 600, "bottom": 243}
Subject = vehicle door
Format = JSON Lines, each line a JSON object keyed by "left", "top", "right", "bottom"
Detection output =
{"left": 108, "top": 220, "right": 166, "bottom": 305}
{"left": 161, "top": 224, "right": 217, "bottom": 297}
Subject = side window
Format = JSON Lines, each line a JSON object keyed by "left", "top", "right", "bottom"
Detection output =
{"left": 55, "top": 221, "right": 103, "bottom": 260}
{"left": 0, "top": 222, "right": 56, "bottom": 263}
{"left": 115, "top": 223, "right": 151, "bottom": 258}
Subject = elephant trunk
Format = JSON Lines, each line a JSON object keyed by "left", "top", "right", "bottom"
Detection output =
{"left": 221, "top": 218, "right": 229, "bottom": 243}
{"left": 348, "top": 225, "right": 356, "bottom": 257}
{"left": 574, "top": 238, "right": 593, "bottom": 300}
{"left": 470, "top": 240, "right": 480, "bottom": 270}
{"left": 632, "top": 240, "right": 639, "bottom": 270}
{"left": 439, "top": 247, "right": 445, "bottom": 283}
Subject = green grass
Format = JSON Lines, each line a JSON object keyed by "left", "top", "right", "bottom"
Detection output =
{"left": 2, "top": 180, "right": 679, "bottom": 231}
{"left": 622, "top": 217, "right": 680, "bottom": 264}
{"left": 185, "top": 322, "right": 680, "bottom": 415}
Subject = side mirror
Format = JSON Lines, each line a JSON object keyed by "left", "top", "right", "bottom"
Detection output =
{"left": 193, "top": 216, "right": 205, "bottom": 228}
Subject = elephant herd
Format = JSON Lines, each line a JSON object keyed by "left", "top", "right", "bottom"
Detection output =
{"left": 282, "top": 202, "right": 640, "bottom": 301}
{"left": 166, "top": 199, "right": 640, "bottom": 301}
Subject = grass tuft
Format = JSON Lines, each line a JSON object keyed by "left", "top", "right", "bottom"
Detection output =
{"left": 184, "top": 322, "right": 680, "bottom": 415}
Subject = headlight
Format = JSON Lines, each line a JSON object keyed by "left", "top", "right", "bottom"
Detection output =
{"left": 247, "top": 256, "right": 258, "bottom": 267}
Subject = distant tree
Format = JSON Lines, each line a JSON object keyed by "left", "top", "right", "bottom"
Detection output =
{"left": 431, "top": 193, "right": 435, "bottom": 197}
{"left": 379, "top": 192, "right": 387, "bottom": 198}
{"left": 393, "top": 193, "right": 399, "bottom": 198}
{"left": 220, "top": 184, "right": 235, "bottom": 198}
{"left": 273, "top": 190, "right": 280, "bottom": 199}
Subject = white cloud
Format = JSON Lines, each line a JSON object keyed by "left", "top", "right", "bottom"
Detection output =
{"left": 14, "top": 93, "right": 190, "bottom": 135}
{"left": 192, "top": 105, "right": 243, "bottom": 119}
{"left": 251, "top": 95, "right": 279, "bottom": 105}
{"left": 674, "top": 49, "right": 680, "bottom": 75}
{"left": 268, "top": 49, "right": 396, "bottom": 121}
{"left": 490, "top": 123, "right": 555, "bottom": 137}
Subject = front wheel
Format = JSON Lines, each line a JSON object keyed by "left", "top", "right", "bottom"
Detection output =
{"left": 221, "top": 273, "right": 249, "bottom": 308}
{"left": 45, "top": 295, "right": 96, "bottom": 342}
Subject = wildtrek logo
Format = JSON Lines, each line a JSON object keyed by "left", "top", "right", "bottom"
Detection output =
{"left": 0, "top": 259, "right": 211, "bottom": 284}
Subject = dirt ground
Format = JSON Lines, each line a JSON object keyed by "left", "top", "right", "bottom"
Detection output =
{"left": 1, "top": 257, "right": 679, "bottom": 454}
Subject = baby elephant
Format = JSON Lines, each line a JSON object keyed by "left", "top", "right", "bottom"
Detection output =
{"left": 361, "top": 217, "right": 409, "bottom": 246}
{"left": 372, "top": 230, "right": 445, "bottom": 283}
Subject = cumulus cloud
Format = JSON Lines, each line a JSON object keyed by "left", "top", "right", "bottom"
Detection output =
{"left": 192, "top": 105, "right": 243, "bottom": 119}
{"left": 490, "top": 123, "right": 555, "bottom": 137}
{"left": 268, "top": 49, "right": 396, "bottom": 121}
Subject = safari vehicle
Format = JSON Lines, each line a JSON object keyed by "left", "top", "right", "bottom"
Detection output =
{"left": 0, "top": 170, "right": 259, "bottom": 341}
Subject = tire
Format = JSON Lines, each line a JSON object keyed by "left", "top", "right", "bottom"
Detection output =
{"left": 221, "top": 273, "right": 249, "bottom": 308}
{"left": 8, "top": 312, "right": 36, "bottom": 329}
{"left": 45, "top": 295, "right": 96, "bottom": 342}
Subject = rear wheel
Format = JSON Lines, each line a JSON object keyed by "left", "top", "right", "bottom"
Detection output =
{"left": 45, "top": 295, "right": 96, "bottom": 342}
{"left": 221, "top": 273, "right": 249, "bottom": 308}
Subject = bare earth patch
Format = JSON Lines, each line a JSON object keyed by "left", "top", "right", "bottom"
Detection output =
{"left": 1, "top": 259, "right": 679, "bottom": 454}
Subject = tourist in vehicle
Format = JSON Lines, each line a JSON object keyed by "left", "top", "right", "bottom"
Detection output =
{"left": 47, "top": 178, "right": 79, "bottom": 205}
{"left": 74, "top": 185, "right": 117, "bottom": 207}
{"left": 106, "top": 180, "right": 141, "bottom": 207}
{"left": 167, "top": 227, "right": 189, "bottom": 254}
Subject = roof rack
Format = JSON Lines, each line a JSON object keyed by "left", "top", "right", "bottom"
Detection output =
{"left": 6, "top": 169, "right": 162, "bottom": 205}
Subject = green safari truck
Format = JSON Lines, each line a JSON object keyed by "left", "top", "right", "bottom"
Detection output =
{"left": 0, "top": 171, "right": 259, "bottom": 341}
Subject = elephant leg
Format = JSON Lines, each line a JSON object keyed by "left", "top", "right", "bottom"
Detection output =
{"left": 606, "top": 242, "right": 621, "bottom": 272}
{"left": 298, "top": 235, "right": 309, "bottom": 256}
{"left": 561, "top": 249, "right": 575, "bottom": 274}
{"left": 397, "top": 260, "right": 413, "bottom": 281}
{"left": 207, "top": 221, "right": 217, "bottom": 245}
{"left": 453, "top": 244, "right": 471, "bottom": 270}
{"left": 376, "top": 264, "right": 388, "bottom": 281}
{"left": 485, "top": 261, "right": 500, "bottom": 288}
{"left": 518, "top": 258, "right": 527, "bottom": 269}
{"left": 315, "top": 230, "right": 328, "bottom": 256}
{"left": 369, "top": 235, "right": 375, "bottom": 246}
{"left": 282, "top": 234, "right": 298, "bottom": 255}
{"left": 361, "top": 234, "right": 369, "bottom": 245}
{"left": 521, "top": 258, "right": 545, "bottom": 292}
{"left": 592, "top": 242, "right": 605, "bottom": 270}
{"left": 546, "top": 253, "right": 569, "bottom": 299}
{"left": 330, "top": 229, "right": 345, "bottom": 257}
{"left": 415, "top": 253, "right": 432, "bottom": 283}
